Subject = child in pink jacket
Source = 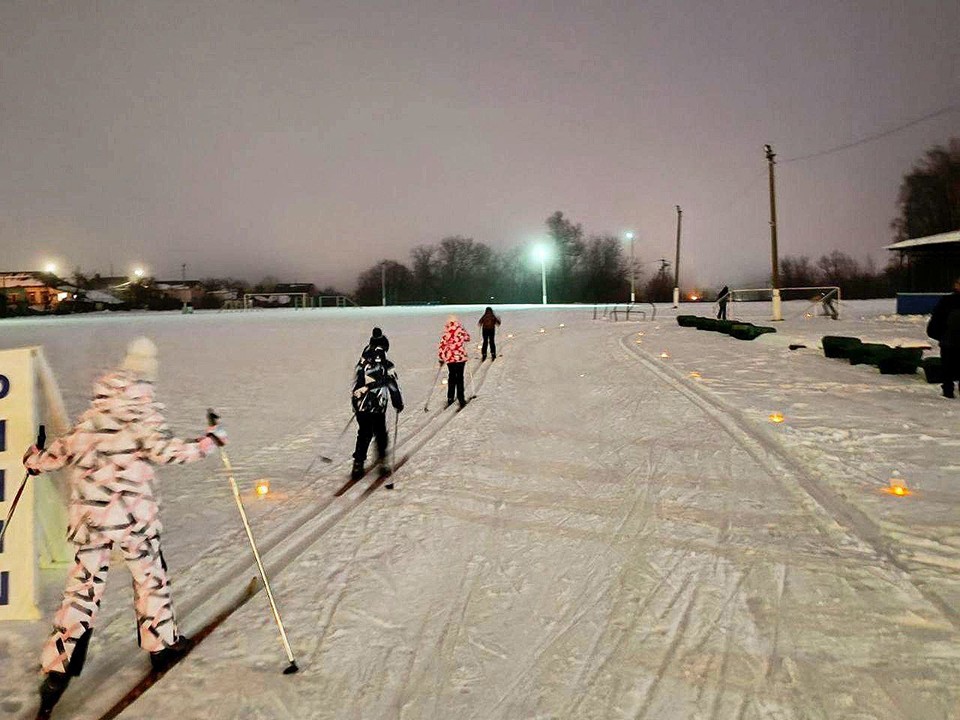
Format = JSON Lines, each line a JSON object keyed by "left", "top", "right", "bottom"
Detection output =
{"left": 438, "top": 316, "right": 471, "bottom": 408}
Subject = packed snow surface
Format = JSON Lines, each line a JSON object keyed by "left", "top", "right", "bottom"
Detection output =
{"left": 1, "top": 300, "right": 958, "bottom": 719}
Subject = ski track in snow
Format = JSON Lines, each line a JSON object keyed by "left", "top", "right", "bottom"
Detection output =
{"left": 2, "top": 303, "right": 960, "bottom": 719}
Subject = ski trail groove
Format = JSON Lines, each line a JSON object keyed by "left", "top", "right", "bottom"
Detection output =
{"left": 619, "top": 332, "right": 960, "bottom": 632}
{"left": 43, "top": 353, "right": 509, "bottom": 720}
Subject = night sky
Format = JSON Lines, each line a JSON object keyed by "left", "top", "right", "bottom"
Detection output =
{"left": 2, "top": 0, "right": 958, "bottom": 289}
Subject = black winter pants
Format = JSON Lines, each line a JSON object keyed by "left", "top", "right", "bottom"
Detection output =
{"left": 717, "top": 302, "right": 727, "bottom": 320}
{"left": 354, "top": 412, "right": 388, "bottom": 463}
{"left": 481, "top": 328, "right": 497, "bottom": 359}
{"left": 941, "top": 346, "right": 960, "bottom": 395}
{"left": 446, "top": 362, "right": 466, "bottom": 405}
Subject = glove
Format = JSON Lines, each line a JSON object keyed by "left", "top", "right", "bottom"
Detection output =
{"left": 22, "top": 445, "right": 41, "bottom": 476}
{"left": 206, "top": 425, "right": 228, "bottom": 447}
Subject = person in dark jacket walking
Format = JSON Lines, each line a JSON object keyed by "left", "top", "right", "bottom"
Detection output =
{"left": 927, "top": 278, "right": 960, "bottom": 398}
{"left": 351, "top": 344, "right": 403, "bottom": 480}
{"left": 716, "top": 286, "right": 730, "bottom": 320}
{"left": 477, "top": 307, "right": 501, "bottom": 361}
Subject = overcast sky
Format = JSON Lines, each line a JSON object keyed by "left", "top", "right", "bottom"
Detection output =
{"left": 1, "top": 0, "right": 958, "bottom": 289}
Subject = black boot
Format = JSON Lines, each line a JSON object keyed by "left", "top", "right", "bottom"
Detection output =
{"left": 150, "top": 636, "right": 194, "bottom": 673}
{"left": 942, "top": 383, "right": 955, "bottom": 399}
{"left": 350, "top": 460, "right": 365, "bottom": 480}
{"left": 37, "top": 672, "right": 70, "bottom": 719}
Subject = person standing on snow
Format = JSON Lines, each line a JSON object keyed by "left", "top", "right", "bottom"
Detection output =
{"left": 477, "top": 307, "right": 501, "bottom": 361}
{"left": 438, "top": 315, "right": 470, "bottom": 408}
{"left": 21, "top": 337, "right": 226, "bottom": 718}
{"left": 350, "top": 344, "right": 403, "bottom": 481}
{"left": 927, "top": 276, "right": 960, "bottom": 398}
{"left": 716, "top": 285, "right": 730, "bottom": 320}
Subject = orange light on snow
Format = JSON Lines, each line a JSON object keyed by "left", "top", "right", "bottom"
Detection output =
{"left": 660, "top": 352, "right": 670, "bottom": 359}
{"left": 637, "top": 331, "right": 645, "bottom": 337}
{"left": 882, "top": 478, "right": 912, "bottom": 497}
{"left": 768, "top": 412, "right": 785, "bottom": 423}
{"left": 255, "top": 479, "right": 270, "bottom": 497}
{"left": 689, "top": 371, "right": 701, "bottom": 379}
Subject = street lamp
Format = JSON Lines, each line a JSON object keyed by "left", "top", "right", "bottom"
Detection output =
{"left": 133, "top": 267, "right": 145, "bottom": 280}
{"left": 624, "top": 232, "right": 636, "bottom": 303}
{"left": 532, "top": 244, "right": 549, "bottom": 305}
{"left": 44, "top": 263, "right": 57, "bottom": 275}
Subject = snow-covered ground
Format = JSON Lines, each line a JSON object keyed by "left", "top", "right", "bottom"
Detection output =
{"left": 1, "top": 300, "right": 958, "bottom": 719}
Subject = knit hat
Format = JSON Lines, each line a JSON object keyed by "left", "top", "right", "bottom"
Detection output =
{"left": 122, "top": 336, "right": 158, "bottom": 381}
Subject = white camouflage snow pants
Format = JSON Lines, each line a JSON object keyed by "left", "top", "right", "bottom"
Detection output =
{"left": 41, "top": 525, "right": 178, "bottom": 674}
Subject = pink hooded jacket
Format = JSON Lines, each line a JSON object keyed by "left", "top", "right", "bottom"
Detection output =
{"left": 438, "top": 319, "right": 471, "bottom": 364}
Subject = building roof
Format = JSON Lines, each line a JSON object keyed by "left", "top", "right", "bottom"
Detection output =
{"left": 0, "top": 271, "right": 61, "bottom": 288}
{"left": 885, "top": 229, "right": 960, "bottom": 251}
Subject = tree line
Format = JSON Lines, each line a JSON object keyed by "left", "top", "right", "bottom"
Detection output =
{"left": 353, "top": 212, "right": 650, "bottom": 306}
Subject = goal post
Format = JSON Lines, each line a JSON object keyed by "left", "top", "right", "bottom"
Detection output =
{"left": 720, "top": 286, "right": 842, "bottom": 321}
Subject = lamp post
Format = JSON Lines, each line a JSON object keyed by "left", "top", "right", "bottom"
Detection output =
{"left": 533, "top": 245, "right": 549, "bottom": 305}
{"left": 673, "top": 206, "right": 682, "bottom": 308}
{"left": 625, "top": 231, "right": 635, "bottom": 303}
{"left": 381, "top": 262, "right": 386, "bottom": 307}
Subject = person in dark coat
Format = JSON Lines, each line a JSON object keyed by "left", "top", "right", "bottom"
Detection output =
{"left": 926, "top": 278, "right": 960, "bottom": 398}
{"left": 351, "top": 344, "right": 403, "bottom": 480}
{"left": 716, "top": 286, "right": 730, "bottom": 320}
{"left": 477, "top": 307, "right": 501, "bottom": 361}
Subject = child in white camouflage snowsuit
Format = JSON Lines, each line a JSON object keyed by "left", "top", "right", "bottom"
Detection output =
{"left": 22, "top": 337, "right": 225, "bottom": 716}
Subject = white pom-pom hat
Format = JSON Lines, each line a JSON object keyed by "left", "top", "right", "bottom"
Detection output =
{"left": 122, "top": 336, "right": 158, "bottom": 381}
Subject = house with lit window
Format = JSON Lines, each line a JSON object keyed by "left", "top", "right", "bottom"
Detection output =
{"left": 0, "top": 271, "right": 66, "bottom": 311}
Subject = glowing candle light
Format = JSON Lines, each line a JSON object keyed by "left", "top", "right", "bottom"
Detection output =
{"left": 768, "top": 412, "right": 785, "bottom": 423}
{"left": 689, "top": 371, "right": 701, "bottom": 379}
{"left": 255, "top": 479, "right": 270, "bottom": 497}
{"left": 660, "top": 352, "right": 670, "bottom": 359}
{"left": 882, "top": 478, "right": 912, "bottom": 497}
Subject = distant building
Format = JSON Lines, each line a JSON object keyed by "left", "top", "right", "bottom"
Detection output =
{"left": 0, "top": 271, "right": 66, "bottom": 309}
{"left": 154, "top": 281, "right": 205, "bottom": 305}
{"left": 274, "top": 283, "right": 318, "bottom": 296}
{"left": 886, "top": 229, "right": 960, "bottom": 292}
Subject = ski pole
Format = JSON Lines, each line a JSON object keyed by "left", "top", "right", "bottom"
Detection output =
{"left": 0, "top": 425, "right": 45, "bottom": 549}
{"left": 207, "top": 410, "right": 299, "bottom": 675}
{"left": 309, "top": 413, "right": 356, "bottom": 468}
{"left": 422, "top": 363, "right": 444, "bottom": 412}
{"left": 386, "top": 409, "right": 398, "bottom": 490}
{"left": 467, "top": 362, "right": 477, "bottom": 400}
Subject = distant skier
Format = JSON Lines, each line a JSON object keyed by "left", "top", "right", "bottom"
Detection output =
{"left": 926, "top": 277, "right": 960, "bottom": 398}
{"left": 21, "top": 337, "right": 226, "bottom": 718}
{"left": 477, "top": 307, "right": 501, "bottom": 361}
{"left": 351, "top": 344, "right": 403, "bottom": 481}
{"left": 438, "top": 315, "right": 470, "bottom": 408}
{"left": 716, "top": 285, "right": 730, "bottom": 320}
{"left": 816, "top": 292, "right": 839, "bottom": 320}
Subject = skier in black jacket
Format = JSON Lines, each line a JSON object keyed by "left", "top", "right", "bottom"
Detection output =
{"left": 351, "top": 344, "right": 403, "bottom": 480}
{"left": 927, "top": 278, "right": 960, "bottom": 398}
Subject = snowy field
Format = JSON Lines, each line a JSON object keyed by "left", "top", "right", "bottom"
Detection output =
{"left": 1, "top": 300, "right": 959, "bottom": 719}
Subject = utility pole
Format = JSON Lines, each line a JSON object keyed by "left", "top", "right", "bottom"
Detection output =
{"left": 381, "top": 263, "right": 387, "bottom": 307}
{"left": 672, "top": 205, "right": 682, "bottom": 308}
{"left": 765, "top": 144, "right": 782, "bottom": 321}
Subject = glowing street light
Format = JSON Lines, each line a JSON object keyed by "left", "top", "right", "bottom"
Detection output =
{"left": 533, "top": 244, "right": 550, "bottom": 305}
{"left": 133, "top": 267, "right": 145, "bottom": 280}
{"left": 624, "top": 231, "right": 636, "bottom": 303}
{"left": 44, "top": 262, "right": 58, "bottom": 275}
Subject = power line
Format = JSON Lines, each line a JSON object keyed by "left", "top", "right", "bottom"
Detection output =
{"left": 781, "top": 103, "right": 960, "bottom": 164}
